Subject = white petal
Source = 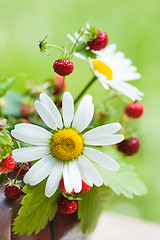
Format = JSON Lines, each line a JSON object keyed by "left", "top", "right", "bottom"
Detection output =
{"left": 23, "top": 154, "right": 55, "bottom": 185}
{"left": 77, "top": 162, "right": 93, "bottom": 187}
{"left": 84, "top": 134, "right": 124, "bottom": 146}
{"left": 84, "top": 147, "right": 120, "bottom": 170}
{"left": 40, "top": 93, "right": 63, "bottom": 129}
{"left": 63, "top": 163, "right": 74, "bottom": 193}
{"left": 12, "top": 146, "right": 51, "bottom": 162}
{"left": 67, "top": 34, "right": 76, "bottom": 43}
{"left": 45, "top": 161, "right": 63, "bottom": 197}
{"left": 34, "top": 100, "right": 58, "bottom": 130}
{"left": 83, "top": 123, "right": 121, "bottom": 140}
{"left": 78, "top": 155, "right": 103, "bottom": 187}
{"left": 69, "top": 161, "right": 82, "bottom": 193}
{"left": 11, "top": 123, "right": 52, "bottom": 145}
{"left": 62, "top": 92, "right": 74, "bottom": 128}
{"left": 98, "top": 77, "right": 110, "bottom": 90}
{"left": 72, "top": 95, "right": 94, "bottom": 132}
{"left": 74, "top": 52, "right": 87, "bottom": 60}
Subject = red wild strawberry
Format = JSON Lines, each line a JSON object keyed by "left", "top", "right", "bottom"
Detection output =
{"left": 20, "top": 103, "right": 35, "bottom": 117}
{"left": 14, "top": 162, "right": 31, "bottom": 175}
{"left": 117, "top": 137, "right": 140, "bottom": 156}
{"left": 58, "top": 198, "right": 77, "bottom": 214}
{"left": 59, "top": 179, "right": 91, "bottom": 194}
{"left": 54, "top": 76, "right": 67, "bottom": 95}
{"left": 125, "top": 101, "right": 144, "bottom": 119}
{"left": 5, "top": 184, "right": 22, "bottom": 201}
{"left": 53, "top": 59, "right": 74, "bottom": 76}
{"left": 59, "top": 179, "right": 74, "bottom": 194}
{"left": 80, "top": 181, "right": 91, "bottom": 193}
{"left": 87, "top": 30, "right": 108, "bottom": 51}
{"left": 0, "top": 155, "right": 15, "bottom": 174}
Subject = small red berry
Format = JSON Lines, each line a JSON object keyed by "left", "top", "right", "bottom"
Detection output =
{"left": 59, "top": 179, "right": 74, "bottom": 194}
{"left": 54, "top": 76, "right": 67, "bottom": 95}
{"left": 20, "top": 103, "right": 35, "bottom": 117}
{"left": 117, "top": 137, "right": 140, "bottom": 156}
{"left": 5, "top": 185, "right": 22, "bottom": 201}
{"left": 125, "top": 102, "right": 144, "bottom": 119}
{"left": 58, "top": 198, "right": 77, "bottom": 214}
{"left": 87, "top": 30, "right": 108, "bottom": 51}
{"left": 53, "top": 59, "right": 74, "bottom": 76}
{"left": 14, "top": 162, "right": 31, "bottom": 175}
{"left": 0, "top": 155, "right": 15, "bottom": 174}
{"left": 80, "top": 181, "right": 91, "bottom": 193}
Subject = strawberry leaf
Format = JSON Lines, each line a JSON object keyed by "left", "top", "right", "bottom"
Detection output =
{"left": 0, "top": 77, "right": 15, "bottom": 97}
{"left": 12, "top": 180, "right": 61, "bottom": 235}
{"left": 78, "top": 185, "right": 111, "bottom": 234}
{"left": 93, "top": 148, "right": 147, "bottom": 198}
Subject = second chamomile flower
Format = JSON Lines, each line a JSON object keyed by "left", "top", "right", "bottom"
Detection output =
{"left": 11, "top": 92, "right": 124, "bottom": 198}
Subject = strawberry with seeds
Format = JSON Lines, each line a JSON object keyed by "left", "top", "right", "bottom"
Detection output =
{"left": 0, "top": 155, "right": 15, "bottom": 174}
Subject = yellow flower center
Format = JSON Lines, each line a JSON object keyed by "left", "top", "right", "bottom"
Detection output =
{"left": 51, "top": 128, "right": 83, "bottom": 161}
{"left": 92, "top": 60, "right": 113, "bottom": 80}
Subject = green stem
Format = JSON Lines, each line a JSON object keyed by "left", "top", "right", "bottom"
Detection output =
{"left": 56, "top": 77, "right": 66, "bottom": 107}
{"left": 14, "top": 166, "right": 23, "bottom": 184}
{"left": 46, "top": 44, "right": 64, "bottom": 52}
{"left": 74, "top": 76, "right": 97, "bottom": 105}
{"left": 69, "top": 33, "right": 82, "bottom": 59}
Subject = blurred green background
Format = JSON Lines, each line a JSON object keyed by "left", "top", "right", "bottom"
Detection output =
{"left": 0, "top": 0, "right": 160, "bottom": 223}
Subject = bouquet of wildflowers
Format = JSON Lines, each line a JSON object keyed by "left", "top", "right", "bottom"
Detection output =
{"left": 0, "top": 24, "right": 146, "bottom": 237}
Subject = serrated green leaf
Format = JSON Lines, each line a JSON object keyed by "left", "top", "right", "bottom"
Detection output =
{"left": 0, "top": 77, "right": 16, "bottom": 97}
{"left": 12, "top": 180, "right": 61, "bottom": 235}
{"left": 78, "top": 185, "right": 111, "bottom": 234}
{"left": 93, "top": 148, "right": 147, "bottom": 198}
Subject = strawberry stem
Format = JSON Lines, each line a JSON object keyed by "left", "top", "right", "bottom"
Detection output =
{"left": 74, "top": 76, "right": 97, "bottom": 105}
{"left": 14, "top": 165, "right": 23, "bottom": 184}
{"left": 56, "top": 77, "right": 66, "bottom": 107}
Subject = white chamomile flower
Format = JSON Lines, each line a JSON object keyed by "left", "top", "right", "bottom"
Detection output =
{"left": 11, "top": 92, "right": 124, "bottom": 198}
{"left": 88, "top": 44, "right": 144, "bottom": 101}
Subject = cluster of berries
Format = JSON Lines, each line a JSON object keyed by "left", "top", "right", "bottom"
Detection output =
{"left": 0, "top": 156, "right": 31, "bottom": 201}
{"left": 53, "top": 29, "right": 108, "bottom": 77}
{"left": 58, "top": 179, "right": 91, "bottom": 214}
{"left": 117, "top": 101, "right": 144, "bottom": 156}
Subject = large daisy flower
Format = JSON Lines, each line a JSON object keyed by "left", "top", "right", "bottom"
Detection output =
{"left": 88, "top": 44, "right": 144, "bottom": 101}
{"left": 11, "top": 92, "right": 124, "bottom": 197}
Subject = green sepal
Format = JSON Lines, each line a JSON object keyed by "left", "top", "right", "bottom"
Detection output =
{"left": 93, "top": 148, "right": 147, "bottom": 198}
{"left": 78, "top": 185, "right": 111, "bottom": 234}
{"left": 12, "top": 180, "right": 61, "bottom": 236}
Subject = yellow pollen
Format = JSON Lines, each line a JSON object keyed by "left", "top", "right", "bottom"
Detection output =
{"left": 51, "top": 128, "right": 83, "bottom": 161}
{"left": 92, "top": 60, "right": 113, "bottom": 80}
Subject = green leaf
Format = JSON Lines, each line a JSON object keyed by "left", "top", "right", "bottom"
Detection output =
{"left": 77, "top": 49, "right": 97, "bottom": 59}
{"left": 0, "top": 174, "right": 7, "bottom": 184}
{"left": 3, "top": 91, "right": 23, "bottom": 117}
{"left": 0, "top": 131, "right": 13, "bottom": 161}
{"left": 0, "top": 131, "right": 12, "bottom": 146}
{"left": 0, "top": 77, "right": 16, "bottom": 97}
{"left": 12, "top": 180, "right": 61, "bottom": 235}
{"left": 78, "top": 185, "right": 111, "bottom": 234}
{"left": 75, "top": 41, "right": 86, "bottom": 52}
{"left": 93, "top": 148, "right": 147, "bottom": 198}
